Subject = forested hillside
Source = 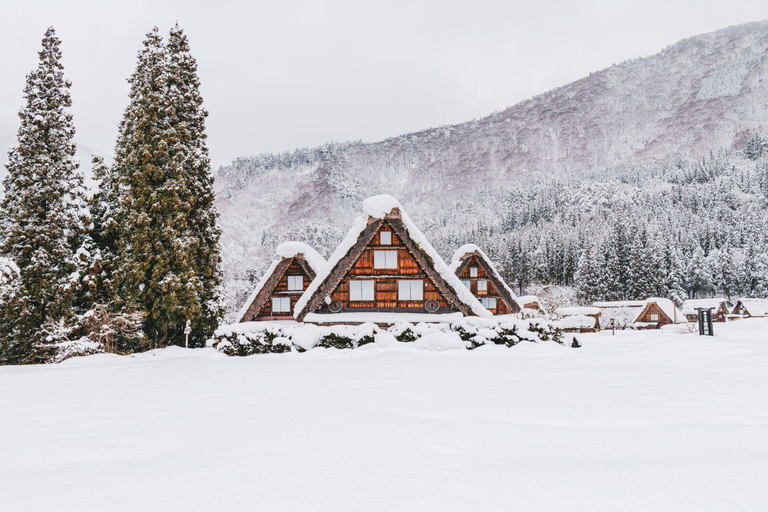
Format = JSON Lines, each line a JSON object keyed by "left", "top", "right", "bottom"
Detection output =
{"left": 215, "top": 22, "right": 768, "bottom": 318}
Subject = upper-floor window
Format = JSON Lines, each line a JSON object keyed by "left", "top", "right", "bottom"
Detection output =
{"left": 379, "top": 231, "right": 392, "bottom": 245}
{"left": 272, "top": 297, "right": 291, "bottom": 313}
{"left": 287, "top": 275, "right": 303, "bottom": 291}
{"left": 461, "top": 279, "right": 471, "bottom": 290}
{"left": 469, "top": 266, "right": 478, "bottom": 277}
{"left": 374, "top": 250, "right": 398, "bottom": 269}
{"left": 398, "top": 280, "right": 424, "bottom": 301}
{"left": 481, "top": 297, "right": 497, "bottom": 310}
{"left": 477, "top": 279, "right": 488, "bottom": 292}
{"left": 350, "top": 280, "right": 375, "bottom": 301}
{"left": 650, "top": 313, "right": 659, "bottom": 322}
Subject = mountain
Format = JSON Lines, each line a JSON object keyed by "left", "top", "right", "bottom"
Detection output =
{"left": 216, "top": 22, "right": 768, "bottom": 315}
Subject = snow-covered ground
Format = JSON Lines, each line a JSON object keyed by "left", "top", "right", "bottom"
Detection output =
{"left": 2, "top": 320, "right": 767, "bottom": 511}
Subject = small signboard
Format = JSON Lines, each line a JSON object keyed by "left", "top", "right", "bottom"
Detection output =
{"left": 696, "top": 308, "right": 714, "bottom": 336}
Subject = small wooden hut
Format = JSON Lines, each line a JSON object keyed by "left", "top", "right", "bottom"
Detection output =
{"left": 633, "top": 298, "right": 684, "bottom": 329}
{"left": 517, "top": 295, "right": 543, "bottom": 318}
{"left": 448, "top": 244, "right": 521, "bottom": 315}
{"left": 294, "top": 196, "right": 491, "bottom": 325}
{"left": 731, "top": 299, "right": 768, "bottom": 318}
{"left": 557, "top": 307, "right": 601, "bottom": 332}
{"left": 238, "top": 242, "right": 326, "bottom": 322}
{"left": 681, "top": 299, "right": 732, "bottom": 323}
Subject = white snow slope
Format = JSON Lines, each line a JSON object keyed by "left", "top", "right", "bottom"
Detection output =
{"left": 2, "top": 320, "right": 768, "bottom": 511}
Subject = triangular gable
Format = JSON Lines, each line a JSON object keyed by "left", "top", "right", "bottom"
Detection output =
{"left": 634, "top": 301, "right": 673, "bottom": 325}
{"left": 449, "top": 245, "right": 521, "bottom": 314}
{"left": 295, "top": 196, "right": 490, "bottom": 321}
{"left": 238, "top": 243, "right": 325, "bottom": 322}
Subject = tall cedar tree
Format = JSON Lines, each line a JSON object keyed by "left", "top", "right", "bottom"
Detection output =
{"left": 111, "top": 26, "right": 223, "bottom": 347}
{"left": 0, "top": 28, "right": 90, "bottom": 364}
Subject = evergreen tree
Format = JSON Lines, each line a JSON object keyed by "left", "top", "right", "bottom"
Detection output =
{"left": 663, "top": 244, "right": 687, "bottom": 305}
{"left": 111, "top": 26, "right": 223, "bottom": 347}
{"left": 575, "top": 241, "right": 605, "bottom": 304}
{"left": 713, "top": 245, "right": 737, "bottom": 300}
{"left": 686, "top": 246, "right": 713, "bottom": 298}
{"left": 0, "top": 28, "right": 89, "bottom": 364}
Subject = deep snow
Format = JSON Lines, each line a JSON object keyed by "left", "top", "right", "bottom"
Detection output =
{"left": 2, "top": 320, "right": 768, "bottom": 511}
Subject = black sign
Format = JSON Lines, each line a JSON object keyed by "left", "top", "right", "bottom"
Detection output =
{"left": 697, "top": 308, "right": 714, "bottom": 336}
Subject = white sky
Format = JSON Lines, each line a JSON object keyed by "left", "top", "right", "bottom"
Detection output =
{"left": 2, "top": 1, "right": 768, "bottom": 168}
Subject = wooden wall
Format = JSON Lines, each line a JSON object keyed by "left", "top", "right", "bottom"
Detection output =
{"left": 252, "top": 258, "right": 313, "bottom": 320}
{"left": 455, "top": 255, "right": 509, "bottom": 315}
{"left": 327, "top": 222, "right": 454, "bottom": 312}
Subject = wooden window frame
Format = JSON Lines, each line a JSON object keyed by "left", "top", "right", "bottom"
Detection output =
{"left": 469, "top": 266, "right": 478, "bottom": 277}
{"left": 287, "top": 275, "right": 304, "bottom": 291}
{"left": 373, "top": 250, "right": 398, "bottom": 269}
{"left": 398, "top": 280, "right": 424, "bottom": 301}
{"left": 350, "top": 280, "right": 375, "bottom": 301}
{"left": 272, "top": 296, "right": 291, "bottom": 313}
{"left": 379, "top": 231, "right": 392, "bottom": 245}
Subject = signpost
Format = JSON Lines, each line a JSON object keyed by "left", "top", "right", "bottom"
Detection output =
{"left": 184, "top": 320, "right": 192, "bottom": 348}
{"left": 696, "top": 308, "right": 714, "bottom": 336}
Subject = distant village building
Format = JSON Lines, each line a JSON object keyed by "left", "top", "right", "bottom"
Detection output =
{"left": 238, "top": 242, "right": 326, "bottom": 322}
{"left": 556, "top": 307, "right": 601, "bottom": 332}
{"left": 731, "top": 299, "right": 768, "bottom": 318}
{"left": 593, "top": 301, "right": 646, "bottom": 329}
{"left": 517, "top": 295, "right": 543, "bottom": 318}
{"left": 448, "top": 244, "right": 521, "bottom": 315}
{"left": 294, "top": 196, "right": 491, "bottom": 325}
{"left": 681, "top": 299, "right": 732, "bottom": 323}
{"left": 633, "top": 298, "right": 685, "bottom": 329}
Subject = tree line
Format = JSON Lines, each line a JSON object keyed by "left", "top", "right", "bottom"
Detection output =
{"left": 0, "top": 26, "right": 223, "bottom": 364}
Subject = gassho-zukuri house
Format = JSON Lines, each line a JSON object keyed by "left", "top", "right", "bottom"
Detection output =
{"left": 237, "top": 195, "right": 527, "bottom": 325}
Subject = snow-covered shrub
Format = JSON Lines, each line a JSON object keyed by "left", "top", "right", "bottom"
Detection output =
{"left": 211, "top": 318, "right": 562, "bottom": 356}
{"left": 217, "top": 325, "right": 293, "bottom": 356}
{"left": 318, "top": 323, "right": 378, "bottom": 349}
{"left": 80, "top": 305, "right": 147, "bottom": 355}
{"left": 389, "top": 322, "right": 418, "bottom": 342}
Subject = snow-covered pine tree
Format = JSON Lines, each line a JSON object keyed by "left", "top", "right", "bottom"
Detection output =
{"left": 162, "top": 24, "right": 224, "bottom": 345}
{"left": 713, "top": 245, "right": 737, "bottom": 300}
{"left": 0, "top": 28, "right": 90, "bottom": 364}
{"left": 686, "top": 246, "right": 713, "bottom": 299}
{"left": 111, "top": 26, "right": 223, "bottom": 347}
{"left": 575, "top": 241, "right": 605, "bottom": 304}
{"left": 663, "top": 243, "right": 687, "bottom": 305}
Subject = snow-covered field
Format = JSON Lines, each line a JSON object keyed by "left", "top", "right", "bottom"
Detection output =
{"left": 2, "top": 320, "right": 767, "bottom": 511}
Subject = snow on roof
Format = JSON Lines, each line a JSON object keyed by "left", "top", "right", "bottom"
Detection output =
{"left": 681, "top": 298, "right": 729, "bottom": 315}
{"left": 517, "top": 295, "right": 540, "bottom": 304}
{"left": 736, "top": 298, "right": 768, "bottom": 317}
{"left": 275, "top": 242, "right": 326, "bottom": 275}
{"left": 448, "top": 243, "right": 520, "bottom": 306}
{"left": 362, "top": 194, "right": 403, "bottom": 219}
{"left": 558, "top": 315, "right": 598, "bottom": 330}
{"left": 237, "top": 242, "right": 326, "bottom": 323}
{"left": 637, "top": 297, "right": 684, "bottom": 324}
{"left": 593, "top": 301, "right": 646, "bottom": 308}
{"left": 295, "top": 195, "right": 491, "bottom": 319}
{"left": 558, "top": 307, "right": 601, "bottom": 316}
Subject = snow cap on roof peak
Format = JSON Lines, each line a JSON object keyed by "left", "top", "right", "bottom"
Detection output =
{"left": 275, "top": 241, "right": 326, "bottom": 274}
{"left": 362, "top": 195, "right": 403, "bottom": 219}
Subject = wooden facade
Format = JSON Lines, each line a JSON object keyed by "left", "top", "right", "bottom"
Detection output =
{"left": 731, "top": 299, "right": 768, "bottom": 318}
{"left": 296, "top": 209, "right": 475, "bottom": 321}
{"left": 452, "top": 251, "right": 520, "bottom": 315}
{"left": 682, "top": 300, "right": 730, "bottom": 323}
{"left": 634, "top": 301, "right": 675, "bottom": 329}
{"left": 239, "top": 255, "right": 318, "bottom": 322}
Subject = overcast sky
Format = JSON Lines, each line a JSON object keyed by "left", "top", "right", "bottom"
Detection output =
{"left": 2, "top": 1, "right": 768, "bottom": 168}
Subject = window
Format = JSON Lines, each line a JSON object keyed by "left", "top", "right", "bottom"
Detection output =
{"left": 272, "top": 297, "right": 291, "bottom": 313}
{"left": 350, "top": 280, "right": 375, "bottom": 301}
{"left": 379, "top": 231, "right": 392, "bottom": 245}
{"left": 374, "top": 250, "right": 398, "bottom": 269}
{"left": 481, "top": 297, "right": 497, "bottom": 310}
{"left": 398, "top": 280, "right": 424, "bottom": 301}
{"left": 650, "top": 313, "right": 659, "bottom": 322}
{"left": 477, "top": 279, "right": 488, "bottom": 292}
{"left": 287, "top": 275, "right": 303, "bottom": 291}
{"left": 461, "top": 279, "right": 471, "bottom": 290}
{"left": 469, "top": 266, "right": 478, "bottom": 277}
